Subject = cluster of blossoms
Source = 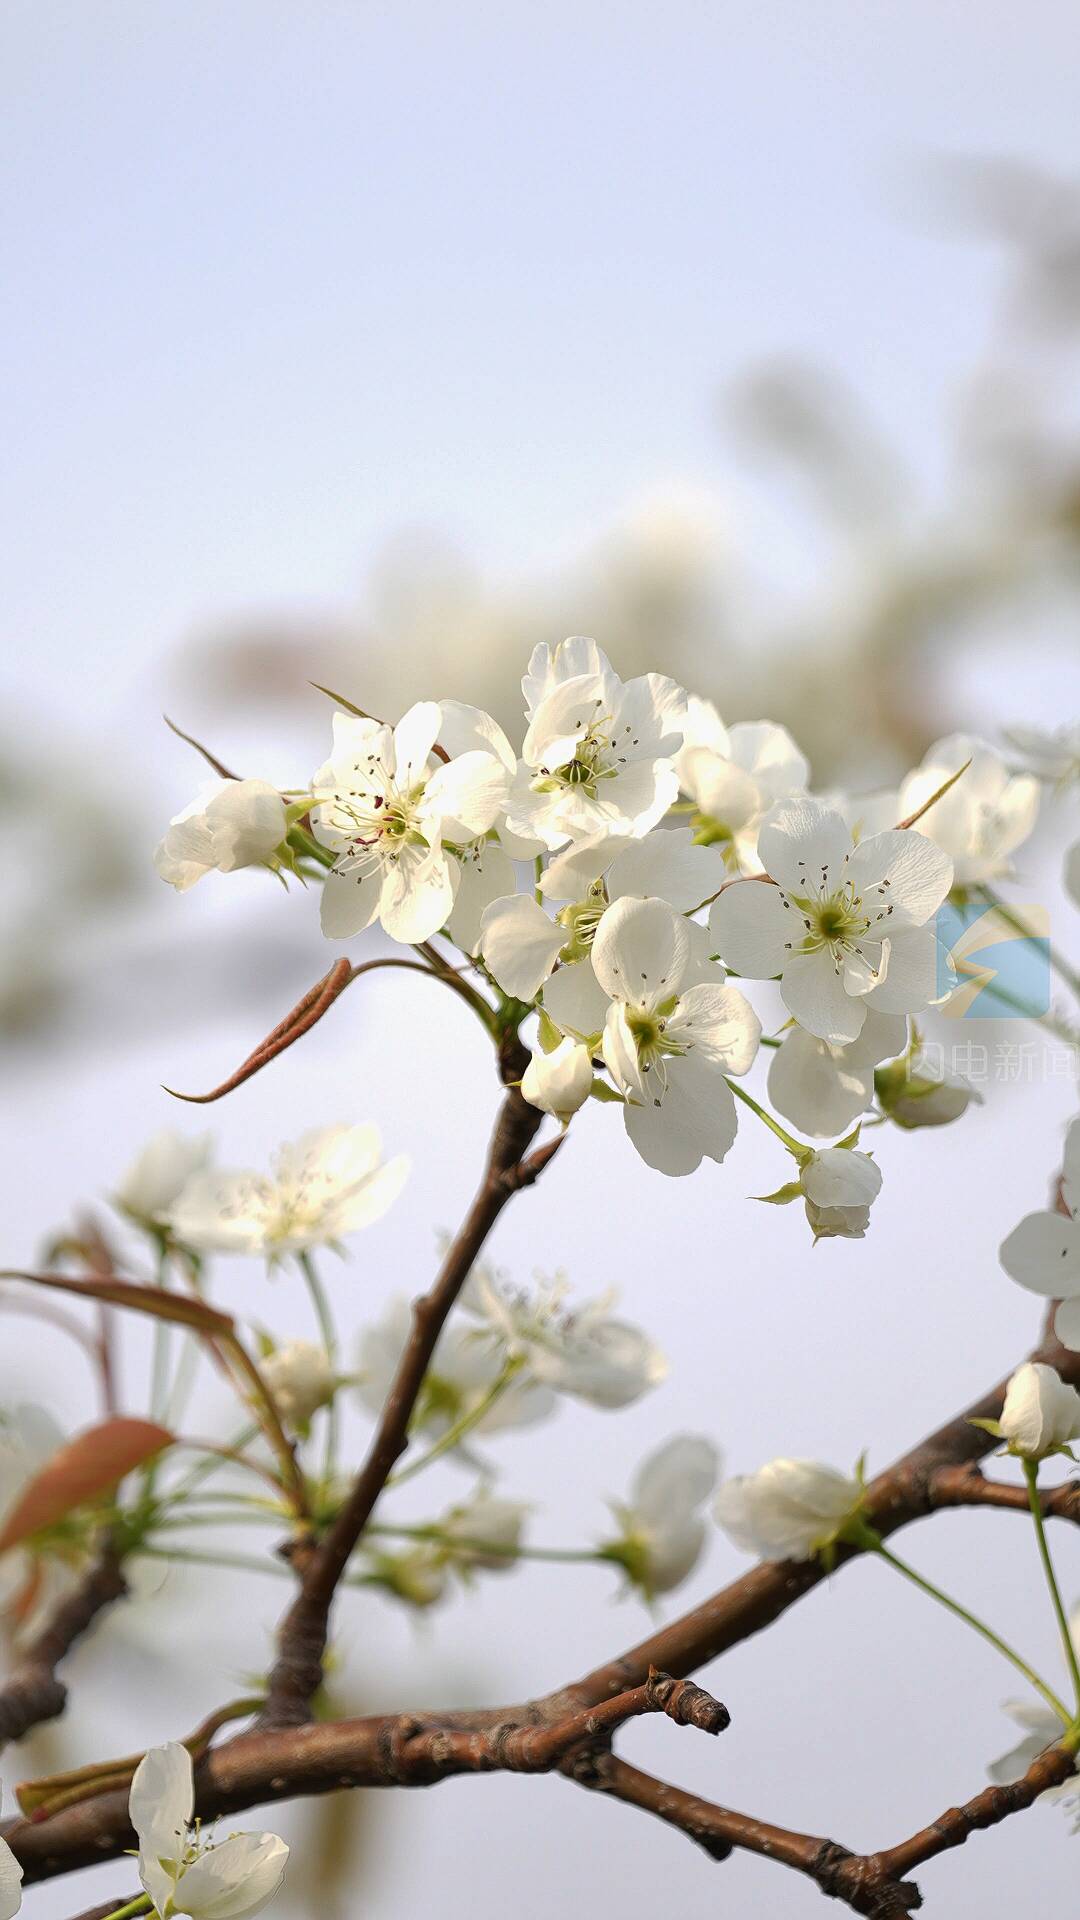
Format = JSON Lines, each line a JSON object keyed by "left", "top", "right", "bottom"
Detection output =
{"left": 151, "top": 638, "right": 1066, "bottom": 1234}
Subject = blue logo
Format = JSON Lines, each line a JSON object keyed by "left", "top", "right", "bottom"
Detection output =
{"left": 935, "top": 902, "right": 1050, "bottom": 1019}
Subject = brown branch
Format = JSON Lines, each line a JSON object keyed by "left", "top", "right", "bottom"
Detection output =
{"left": 9, "top": 1670, "right": 726, "bottom": 1884}
{"left": 924, "top": 1463, "right": 1080, "bottom": 1523}
{"left": 259, "top": 1044, "right": 548, "bottom": 1725}
{"left": 0, "top": 1542, "right": 127, "bottom": 1752}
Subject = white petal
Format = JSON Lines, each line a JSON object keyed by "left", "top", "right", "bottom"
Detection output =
{"left": 436, "top": 699, "right": 516, "bottom": 774}
{"left": 607, "top": 830, "right": 727, "bottom": 913}
{"left": 540, "top": 835, "right": 631, "bottom": 901}
{"left": 479, "top": 895, "right": 564, "bottom": 1000}
{"left": 863, "top": 925, "right": 943, "bottom": 1015}
{"left": 1000, "top": 1212, "right": 1080, "bottom": 1298}
{"left": 130, "top": 1742, "right": 193, "bottom": 1858}
{"left": 1062, "top": 1116, "right": 1080, "bottom": 1222}
{"left": 391, "top": 701, "right": 443, "bottom": 787}
{"left": 446, "top": 843, "right": 518, "bottom": 954}
{"left": 1055, "top": 1296, "right": 1080, "bottom": 1351}
{"left": 781, "top": 949, "right": 866, "bottom": 1044}
{"left": 320, "top": 860, "right": 382, "bottom": 940}
{"left": 541, "top": 960, "right": 611, "bottom": 1039}
{"left": 173, "top": 1832, "right": 289, "bottom": 1918}
{"left": 521, "top": 1038, "right": 593, "bottom": 1118}
{"left": 592, "top": 896, "right": 689, "bottom": 1002}
{"left": 379, "top": 846, "right": 456, "bottom": 944}
{"left": 802, "top": 1148, "right": 882, "bottom": 1209}
{"left": 424, "top": 751, "right": 510, "bottom": 839}
{"left": 634, "top": 1435, "right": 719, "bottom": 1521}
{"left": 675, "top": 983, "right": 761, "bottom": 1074}
{"left": 844, "top": 828, "right": 953, "bottom": 928}
{"left": 756, "top": 800, "right": 852, "bottom": 893}
{"left": 709, "top": 881, "right": 791, "bottom": 978}
{"left": 602, "top": 1002, "right": 648, "bottom": 1101}
{"left": 767, "top": 1028, "right": 875, "bottom": 1138}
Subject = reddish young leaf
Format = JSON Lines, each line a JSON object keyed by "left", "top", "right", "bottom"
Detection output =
{"left": 0, "top": 1269, "right": 235, "bottom": 1337}
{"left": 0, "top": 1418, "right": 175, "bottom": 1554}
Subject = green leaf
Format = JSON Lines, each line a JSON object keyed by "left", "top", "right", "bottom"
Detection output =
{"left": 752, "top": 1180, "right": 803, "bottom": 1205}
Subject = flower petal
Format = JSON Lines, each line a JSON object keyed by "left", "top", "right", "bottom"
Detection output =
{"left": 781, "top": 949, "right": 866, "bottom": 1044}
{"left": 709, "top": 881, "right": 791, "bottom": 978}
{"left": 479, "top": 895, "right": 565, "bottom": 1000}
{"left": 1000, "top": 1212, "right": 1080, "bottom": 1298}
{"left": 592, "top": 896, "right": 689, "bottom": 1002}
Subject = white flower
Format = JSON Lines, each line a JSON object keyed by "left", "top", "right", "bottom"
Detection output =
{"left": 168, "top": 1125, "right": 408, "bottom": 1260}
{"left": 711, "top": 798, "right": 953, "bottom": 1045}
{"left": 675, "top": 698, "right": 809, "bottom": 870}
{"left": 999, "top": 1363, "right": 1080, "bottom": 1460}
{"left": 605, "top": 1436, "right": 719, "bottom": 1597}
{"left": 799, "top": 1147, "right": 882, "bottom": 1242}
{"left": 311, "top": 701, "right": 511, "bottom": 943}
{"left": 549, "top": 894, "right": 760, "bottom": 1176}
{"left": 714, "top": 1458, "right": 864, "bottom": 1562}
{"left": 154, "top": 781, "right": 288, "bottom": 892}
{"left": 465, "top": 1268, "right": 666, "bottom": 1409}
{"left": 521, "top": 1037, "right": 594, "bottom": 1121}
{"left": 130, "top": 1741, "right": 288, "bottom": 1920}
{"left": 480, "top": 826, "right": 725, "bottom": 1001}
{"left": 357, "top": 1289, "right": 556, "bottom": 1440}
{"left": 989, "top": 1604, "right": 1080, "bottom": 1802}
{"left": 988, "top": 1695, "right": 1079, "bottom": 1802}
{"left": 0, "top": 1792, "right": 22, "bottom": 1920}
{"left": 767, "top": 1011, "right": 907, "bottom": 1138}
{"left": 505, "top": 637, "right": 685, "bottom": 850}
{"left": 875, "top": 1050, "right": 983, "bottom": 1130}
{"left": 898, "top": 735, "right": 1040, "bottom": 888}
{"left": 439, "top": 1491, "right": 529, "bottom": 1572}
{"left": 260, "top": 1341, "right": 337, "bottom": 1431}
{"left": 1003, "top": 723, "right": 1080, "bottom": 788}
{"left": 115, "top": 1130, "right": 213, "bottom": 1226}
{"left": 999, "top": 1117, "right": 1080, "bottom": 1349}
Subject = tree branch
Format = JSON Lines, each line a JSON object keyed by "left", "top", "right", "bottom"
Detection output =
{"left": 260, "top": 1044, "right": 549, "bottom": 1725}
{"left": 0, "top": 1542, "right": 126, "bottom": 1753}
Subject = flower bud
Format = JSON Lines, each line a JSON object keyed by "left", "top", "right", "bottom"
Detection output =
{"left": 260, "top": 1341, "right": 337, "bottom": 1431}
{"left": 521, "top": 1037, "right": 593, "bottom": 1121}
{"left": 875, "top": 1054, "right": 982, "bottom": 1129}
{"left": 999, "top": 1363, "right": 1080, "bottom": 1462}
{"left": 714, "top": 1457, "right": 864, "bottom": 1562}
{"left": 799, "top": 1147, "right": 881, "bottom": 1242}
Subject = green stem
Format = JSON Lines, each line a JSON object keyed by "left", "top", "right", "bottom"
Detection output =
{"left": 367, "top": 1521, "right": 600, "bottom": 1564}
{"left": 534, "top": 855, "right": 544, "bottom": 905}
{"left": 725, "top": 1077, "right": 808, "bottom": 1158}
{"left": 94, "top": 1898, "right": 152, "bottom": 1920}
{"left": 136, "top": 1544, "right": 289, "bottom": 1579}
{"left": 873, "top": 1540, "right": 1073, "bottom": 1725}
{"left": 161, "top": 1423, "right": 262, "bottom": 1502}
{"left": 1023, "top": 1460, "right": 1080, "bottom": 1713}
{"left": 387, "top": 1363, "right": 519, "bottom": 1486}
{"left": 298, "top": 1248, "right": 338, "bottom": 1486}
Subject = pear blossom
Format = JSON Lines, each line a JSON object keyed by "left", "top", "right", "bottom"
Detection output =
{"left": 438, "top": 1490, "right": 530, "bottom": 1572}
{"left": 998, "top": 1363, "right": 1080, "bottom": 1461}
{"left": 767, "top": 1011, "right": 907, "bottom": 1138}
{"left": 115, "top": 1129, "right": 213, "bottom": 1227}
{"left": 154, "top": 780, "right": 288, "bottom": 891}
{"left": 604, "top": 1436, "right": 719, "bottom": 1598}
{"left": 799, "top": 1147, "right": 882, "bottom": 1242}
{"left": 521, "top": 1036, "right": 594, "bottom": 1121}
{"left": 999, "top": 1117, "right": 1080, "bottom": 1349}
{"left": 675, "top": 697, "right": 809, "bottom": 869}
{"left": 168, "top": 1125, "right": 407, "bottom": 1261}
{"left": 464, "top": 1267, "right": 667, "bottom": 1409}
{"left": 260, "top": 1340, "right": 337, "bottom": 1431}
{"left": 874, "top": 1049, "right": 983, "bottom": 1129}
{"left": 989, "top": 1601, "right": 1080, "bottom": 1803}
{"left": 311, "top": 701, "right": 512, "bottom": 943}
{"left": 0, "top": 1794, "right": 21, "bottom": 1920}
{"left": 544, "top": 894, "right": 760, "bottom": 1176}
{"left": 714, "top": 1458, "right": 865, "bottom": 1562}
{"left": 897, "top": 735, "right": 1040, "bottom": 888}
{"left": 437, "top": 699, "right": 540, "bottom": 952}
{"left": 505, "top": 637, "right": 686, "bottom": 850}
{"left": 130, "top": 1741, "right": 288, "bottom": 1919}
{"left": 711, "top": 798, "right": 954, "bottom": 1046}
{"left": 479, "top": 826, "right": 725, "bottom": 1002}
{"left": 357, "top": 1289, "right": 556, "bottom": 1440}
